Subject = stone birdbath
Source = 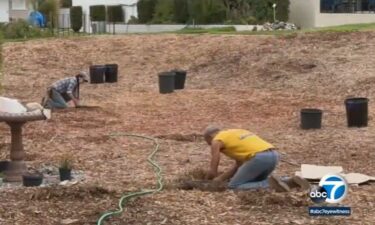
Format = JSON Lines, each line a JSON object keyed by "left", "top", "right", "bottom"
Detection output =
{"left": 0, "top": 109, "right": 51, "bottom": 182}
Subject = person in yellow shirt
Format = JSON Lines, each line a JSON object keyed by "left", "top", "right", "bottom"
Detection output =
{"left": 203, "top": 126, "right": 289, "bottom": 190}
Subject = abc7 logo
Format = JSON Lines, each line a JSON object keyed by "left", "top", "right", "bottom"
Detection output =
{"left": 309, "top": 174, "right": 348, "bottom": 204}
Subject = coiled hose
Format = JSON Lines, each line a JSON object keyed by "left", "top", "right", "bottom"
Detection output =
{"left": 97, "top": 133, "right": 163, "bottom": 225}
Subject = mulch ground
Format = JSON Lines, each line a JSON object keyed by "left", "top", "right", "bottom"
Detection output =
{"left": 0, "top": 32, "right": 374, "bottom": 224}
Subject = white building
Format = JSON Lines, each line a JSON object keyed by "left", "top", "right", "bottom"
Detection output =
{"left": 290, "top": 0, "right": 375, "bottom": 29}
{"left": 0, "top": 0, "right": 32, "bottom": 23}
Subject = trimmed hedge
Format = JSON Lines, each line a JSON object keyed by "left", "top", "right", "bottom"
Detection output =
{"left": 107, "top": 5, "right": 124, "bottom": 22}
{"left": 61, "top": 0, "right": 72, "bottom": 8}
{"left": 137, "top": 0, "right": 157, "bottom": 23}
{"left": 173, "top": 0, "right": 189, "bottom": 23}
{"left": 90, "top": 5, "right": 106, "bottom": 21}
{"left": 70, "top": 6, "right": 83, "bottom": 32}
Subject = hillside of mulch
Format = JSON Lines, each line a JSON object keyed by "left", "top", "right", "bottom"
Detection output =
{"left": 0, "top": 32, "right": 374, "bottom": 224}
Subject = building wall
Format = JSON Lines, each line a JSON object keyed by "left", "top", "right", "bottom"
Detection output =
{"left": 315, "top": 12, "right": 375, "bottom": 28}
{"left": 289, "top": 0, "right": 375, "bottom": 29}
{"left": 9, "top": 0, "right": 31, "bottom": 21}
{"left": 0, "top": 0, "right": 10, "bottom": 22}
{"left": 289, "top": 0, "right": 317, "bottom": 29}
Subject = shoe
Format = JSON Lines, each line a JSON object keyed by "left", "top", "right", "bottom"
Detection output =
{"left": 268, "top": 174, "right": 291, "bottom": 192}
{"left": 292, "top": 176, "right": 311, "bottom": 191}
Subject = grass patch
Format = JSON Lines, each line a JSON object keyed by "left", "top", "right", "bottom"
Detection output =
{"left": 175, "top": 26, "right": 236, "bottom": 34}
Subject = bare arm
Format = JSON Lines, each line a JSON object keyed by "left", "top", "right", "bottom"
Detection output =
{"left": 205, "top": 140, "right": 223, "bottom": 180}
{"left": 214, "top": 161, "right": 242, "bottom": 182}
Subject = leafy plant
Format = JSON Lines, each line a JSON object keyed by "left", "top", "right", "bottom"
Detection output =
{"left": 70, "top": 6, "right": 83, "bottom": 32}
{"left": 60, "top": 154, "right": 73, "bottom": 170}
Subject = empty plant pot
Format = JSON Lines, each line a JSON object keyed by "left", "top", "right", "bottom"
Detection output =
{"left": 105, "top": 64, "right": 118, "bottom": 83}
{"left": 0, "top": 161, "right": 9, "bottom": 173}
{"left": 89, "top": 65, "right": 106, "bottom": 84}
{"left": 301, "top": 108, "right": 323, "bottom": 129}
{"left": 171, "top": 70, "right": 187, "bottom": 90}
{"left": 22, "top": 172, "right": 43, "bottom": 187}
{"left": 59, "top": 168, "right": 72, "bottom": 181}
{"left": 158, "top": 72, "right": 175, "bottom": 94}
{"left": 345, "top": 98, "right": 369, "bottom": 127}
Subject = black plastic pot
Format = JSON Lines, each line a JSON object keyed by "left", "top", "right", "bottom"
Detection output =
{"left": 345, "top": 98, "right": 369, "bottom": 127}
{"left": 158, "top": 72, "right": 175, "bottom": 94}
{"left": 23, "top": 173, "right": 43, "bottom": 187}
{"left": 172, "top": 70, "right": 187, "bottom": 90}
{"left": 301, "top": 108, "right": 323, "bottom": 129}
{"left": 59, "top": 168, "right": 72, "bottom": 181}
{"left": 0, "top": 161, "right": 9, "bottom": 173}
{"left": 105, "top": 64, "right": 118, "bottom": 83}
{"left": 90, "top": 65, "right": 106, "bottom": 84}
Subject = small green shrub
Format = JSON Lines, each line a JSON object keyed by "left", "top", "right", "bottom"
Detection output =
{"left": 70, "top": 6, "right": 83, "bottom": 32}
{"left": 137, "top": 0, "right": 157, "bottom": 23}
{"left": 107, "top": 5, "right": 124, "bottom": 23}
{"left": 60, "top": 0, "right": 72, "bottom": 8}
{"left": 3, "top": 20, "right": 45, "bottom": 39}
{"left": 90, "top": 5, "right": 106, "bottom": 21}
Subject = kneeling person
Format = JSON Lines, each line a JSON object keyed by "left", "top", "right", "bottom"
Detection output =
{"left": 204, "top": 126, "right": 281, "bottom": 190}
{"left": 43, "top": 72, "right": 89, "bottom": 109}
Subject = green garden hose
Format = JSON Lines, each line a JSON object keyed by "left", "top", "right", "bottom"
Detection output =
{"left": 97, "top": 133, "right": 163, "bottom": 225}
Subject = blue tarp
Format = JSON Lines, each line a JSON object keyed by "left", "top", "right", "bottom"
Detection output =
{"left": 28, "top": 11, "right": 45, "bottom": 28}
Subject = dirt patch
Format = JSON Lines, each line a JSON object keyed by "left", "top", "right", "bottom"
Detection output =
{"left": 0, "top": 32, "right": 374, "bottom": 224}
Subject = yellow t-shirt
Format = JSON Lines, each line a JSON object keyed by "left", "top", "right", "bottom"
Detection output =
{"left": 213, "top": 129, "right": 274, "bottom": 162}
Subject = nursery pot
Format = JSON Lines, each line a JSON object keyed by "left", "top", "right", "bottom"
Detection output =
{"left": 300, "top": 108, "right": 323, "bottom": 129}
{"left": 158, "top": 72, "right": 175, "bottom": 94}
{"left": 90, "top": 65, "right": 106, "bottom": 84}
{"left": 345, "top": 98, "right": 369, "bottom": 127}
{"left": 105, "top": 64, "right": 118, "bottom": 83}
{"left": 22, "top": 172, "right": 43, "bottom": 187}
{"left": 59, "top": 168, "right": 72, "bottom": 181}
{"left": 171, "top": 70, "right": 187, "bottom": 90}
{"left": 0, "top": 161, "right": 9, "bottom": 173}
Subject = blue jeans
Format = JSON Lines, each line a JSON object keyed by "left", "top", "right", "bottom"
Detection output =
{"left": 228, "top": 150, "right": 279, "bottom": 190}
{"left": 46, "top": 89, "right": 69, "bottom": 109}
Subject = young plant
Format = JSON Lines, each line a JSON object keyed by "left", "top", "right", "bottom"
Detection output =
{"left": 60, "top": 154, "right": 73, "bottom": 170}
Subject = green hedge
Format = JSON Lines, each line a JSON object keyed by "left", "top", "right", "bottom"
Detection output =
{"left": 107, "top": 5, "right": 124, "bottom": 22}
{"left": 137, "top": 0, "right": 157, "bottom": 23}
{"left": 188, "top": 0, "right": 227, "bottom": 24}
{"left": 248, "top": 0, "right": 289, "bottom": 23}
{"left": 60, "top": 0, "right": 72, "bottom": 8}
{"left": 70, "top": 6, "right": 83, "bottom": 32}
{"left": 275, "top": 0, "right": 290, "bottom": 22}
{"left": 152, "top": 0, "right": 175, "bottom": 24}
{"left": 173, "top": 0, "right": 189, "bottom": 23}
{"left": 90, "top": 5, "right": 106, "bottom": 21}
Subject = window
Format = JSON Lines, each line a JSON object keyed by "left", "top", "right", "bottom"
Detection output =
{"left": 11, "top": 0, "right": 27, "bottom": 10}
{"left": 321, "top": 0, "right": 375, "bottom": 13}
